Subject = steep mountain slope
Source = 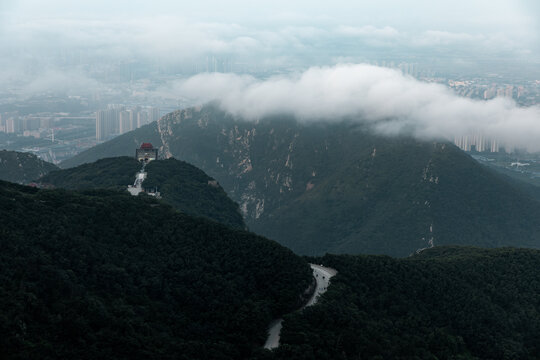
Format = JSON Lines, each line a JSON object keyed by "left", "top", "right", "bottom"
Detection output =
{"left": 0, "top": 150, "right": 58, "bottom": 183}
{"left": 267, "top": 247, "right": 540, "bottom": 360}
{"left": 0, "top": 180, "right": 311, "bottom": 359}
{"left": 63, "top": 104, "right": 540, "bottom": 256}
{"left": 59, "top": 122, "right": 163, "bottom": 169}
{"left": 144, "top": 158, "right": 245, "bottom": 229}
{"left": 41, "top": 156, "right": 245, "bottom": 229}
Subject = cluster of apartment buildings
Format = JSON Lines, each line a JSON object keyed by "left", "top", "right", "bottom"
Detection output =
{"left": 96, "top": 105, "right": 160, "bottom": 141}
{"left": 445, "top": 80, "right": 539, "bottom": 105}
{"left": 0, "top": 112, "right": 55, "bottom": 137}
{"left": 454, "top": 135, "right": 500, "bottom": 153}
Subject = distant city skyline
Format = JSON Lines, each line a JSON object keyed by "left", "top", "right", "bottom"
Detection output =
{"left": 1, "top": 1, "right": 539, "bottom": 155}
{"left": 1, "top": 0, "right": 539, "bottom": 92}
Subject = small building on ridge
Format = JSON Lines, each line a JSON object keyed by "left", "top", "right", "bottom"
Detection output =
{"left": 136, "top": 143, "right": 158, "bottom": 163}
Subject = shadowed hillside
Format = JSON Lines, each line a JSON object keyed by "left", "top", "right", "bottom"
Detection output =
{"left": 42, "top": 156, "right": 245, "bottom": 229}
{"left": 62, "top": 104, "right": 540, "bottom": 256}
{"left": 0, "top": 180, "right": 311, "bottom": 359}
{"left": 267, "top": 247, "right": 540, "bottom": 359}
{"left": 0, "top": 150, "right": 58, "bottom": 183}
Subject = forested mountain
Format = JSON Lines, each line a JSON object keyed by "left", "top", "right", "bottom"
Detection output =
{"left": 0, "top": 150, "right": 58, "bottom": 183}
{"left": 144, "top": 158, "right": 245, "bottom": 229}
{"left": 41, "top": 156, "right": 245, "bottom": 229}
{"left": 40, "top": 156, "right": 141, "bottom": 191}
{"left": 61, "top": 104, "right": 540, "bottom": 257}
{"left": 266, "top": 247, "right": 540, "bottom": 360}
{"left": 0, "top": 180, "right": 312, "bottom": 359}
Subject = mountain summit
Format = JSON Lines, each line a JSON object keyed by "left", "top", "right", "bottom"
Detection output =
{"left": 62, "top": 104, "right": 540, "bottom": 256}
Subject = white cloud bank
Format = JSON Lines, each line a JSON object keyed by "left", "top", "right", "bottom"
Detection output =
{"left": 169, "top": 64, "right": 540, "bottom": 151}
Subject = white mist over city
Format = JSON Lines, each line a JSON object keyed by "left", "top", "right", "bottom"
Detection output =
{"left": 0, "top": 0, "right": 539, "bottom": 157}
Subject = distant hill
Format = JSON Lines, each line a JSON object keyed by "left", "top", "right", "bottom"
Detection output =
{"left": 0, "top": 150, "right": 58, "bottom": 183}
{"left": 62, "top": 104, "right": 540, "bottom": 256}
{"left": 42, "top": 156, "right": 245, "bottom": 229}
{"left": 268, "top": 247, "right": 540, "bottom": 359}
{"left": 0, "top": 180, "right": 311, "bottom": 359}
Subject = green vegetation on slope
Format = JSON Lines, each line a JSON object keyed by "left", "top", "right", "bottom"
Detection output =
{"left": 268, "top": 247, "right": 540, "bottom": 360}
{"left": 0, "top": 180, "right": 312, "bottom": 360}
{"left": 39, "top": 156, "right": 142, "bottom": 191}
{"left": 42, "top": 156, "right": 245, "bottom": 229}
{"left": 62, "top": 104, "right": 540, "bottom": 256}
{"left": 0, "top": 150, "right": 58, "bottom": 183}
{"left": 144, "top": 158, "right": 245, "bottom": 229}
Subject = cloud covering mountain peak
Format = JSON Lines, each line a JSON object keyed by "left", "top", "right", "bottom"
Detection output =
{"left": 171, "top": 64, "right": 540, "bottom": 151}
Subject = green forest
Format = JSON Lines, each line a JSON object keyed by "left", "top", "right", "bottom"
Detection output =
{"left": 0, "top": 180, "right": 312, "bottom": 359}
{"left": 266, "top": 247, "right": 540, "bottom": 360}
{"left": 40, "top": 156, "right": 245, "bottom": 229}
{"left": 5, "top": 105, "right": 540, "bottom": 359}
{"left": 61, "top": 104, "right": 540, "bottom": 257}
{"left": 39, "top": 156, "right": 141, "bottom": 191}
{"left": 144, "top": 158, "right": 245, "bottom": 229}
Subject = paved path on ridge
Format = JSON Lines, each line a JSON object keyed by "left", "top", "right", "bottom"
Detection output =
{"left": 263, "top": 263, "right": 337, "bottom": 350}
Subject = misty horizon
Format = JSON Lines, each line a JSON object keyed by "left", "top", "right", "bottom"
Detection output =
{"left": 1, "top": 0, "right": 540, "bottom": 154}
{"left": 1, "top": 0, "right": 539, "bottom": 82}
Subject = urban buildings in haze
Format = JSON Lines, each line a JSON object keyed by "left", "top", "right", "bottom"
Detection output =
{"left": 96, "top": 105, "right": 160, "bottom": 141}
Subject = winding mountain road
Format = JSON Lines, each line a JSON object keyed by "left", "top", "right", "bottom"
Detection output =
{"left": 263, "top": 263, "right": 337, "bottom": 350}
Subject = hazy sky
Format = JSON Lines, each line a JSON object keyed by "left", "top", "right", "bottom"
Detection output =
{"left": 1, "top": 1, "right": 539, "bottom": 151}
{"left": 1, "top": 0, "right": 538, "bottom": 74}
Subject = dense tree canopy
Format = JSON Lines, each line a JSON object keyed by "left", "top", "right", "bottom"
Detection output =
{"left": 144, "top": 158, "right": 245, "bottom": 229}
{"left": 39, "top": 156, "right": 141, "bottom": 191}
{"left": 0, "top": 180, "right": 312, "bottom": 359}
{"left": 40, "top": 156, "right": 245, "bottom": 229}
{"left": 267, "top": 247, "right": 540, "bottom": 360}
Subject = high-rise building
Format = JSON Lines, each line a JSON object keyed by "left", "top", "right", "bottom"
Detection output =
{"left": 23, "top": 118, "right": 41, "bottom": 131}
{"left": 6, "top": 117, "right": 21, "bottom": 134}
{"left": 128, "top": 109, "right": 137, "bottom": 130}
{"left": 119, "top": 110, "right": 131, "bottom": 134}
{"left": 137, "top": 111, "right": 149, "bottom": 128}
{"left": 107, "top": 104, "right": 125, "bottom": 134}
{"left": 454, "top": 135, "right": 499, "bottom": 153}
{"left": 96, "top": 110, "right": 107, "bottom": 140}
{"left": 149, "top": 107, "right": 160, "bottom": 123}
{"left": 97, "top": 104, "right": 158, "bottom": 140}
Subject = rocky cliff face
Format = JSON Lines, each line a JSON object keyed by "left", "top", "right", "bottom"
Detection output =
{"left": 155, "top": 106, "right": 317, "bottom": 225}
{"left": 64, "top": 103, "right": 540, "bottom": 256}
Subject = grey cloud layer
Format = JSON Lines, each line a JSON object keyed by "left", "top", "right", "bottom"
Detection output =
{"left": 170, "top": 64, "right": 540, "bottom": 151}
{"left": 1, "top": 15, "right": 535, "bottom": 64}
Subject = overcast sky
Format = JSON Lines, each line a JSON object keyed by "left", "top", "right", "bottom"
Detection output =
{"left": 1, "top": 1, "right": 539, "bottom": 151}
{"left": 1, "top": 0, "right": 538, "bottom": 76}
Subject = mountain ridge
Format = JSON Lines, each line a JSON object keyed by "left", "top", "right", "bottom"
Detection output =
{"left": 42, "top": 156, "right": 246, "bottom": 229}
{"left": 0, "top": 150, "right": 58, "bottom": 183}
{"left": 62, "top": 104, "right": 540, "bottom": 256}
